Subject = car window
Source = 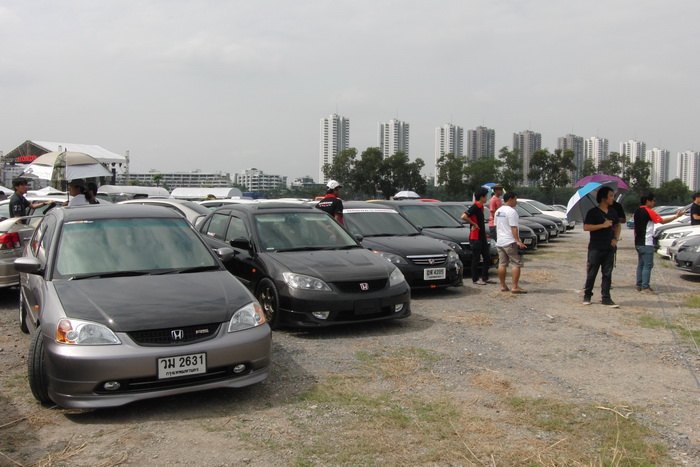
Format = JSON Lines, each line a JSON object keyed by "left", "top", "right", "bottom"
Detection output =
{"left": 397, "top": 205, "right": 462, "bottom": 228}
{"left": 53, "top": 218, "right": 218, "bottom": 278}
{"left": 225, "top": 216, "right": 248, "bottom": 242}
{"left": 205, "top": 213, "right": 230, "bottom": 240}
{"left": 255, "top": 212, "right": 357, "bottom": 251}
{"left": 0, "top": 202, "right": 10, "bottom": 220}
{"left": 344, "top": 210, "right": 419, "bottom": 236}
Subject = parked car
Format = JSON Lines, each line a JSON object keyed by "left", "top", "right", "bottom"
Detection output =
{"left": 200, "top": 199, "right": 258, "bottom": 210}
{"left": 342, "top": 201, "right": 463, "bottom": 289}
{"left": 119, "top": 198, "right": 211, "bottom": 226}
{"left": 514, "top": 204, "right": 559, "bottom": 240}
{"left": 518, "top": 198, "right": 575, "bottom": 230}
{"left": 197, "top": 203, "right": 411, "bottom": 328}
{"left": 517, "top": 201, "right": 567, "bottom": 233}
{"left": 627, "top": 205, "right": 684, "bottom": 229}
{"left": 674, "top": 235, "right": 700, "bottom": 274}
{"left": 369, "top": 200, "right": 499, "bottom": 271}
{"left": 16, "top": 205, "right": 271, "bottom": 409}
{"left": 656, "top": 225, "right": 700, "bottom": 258}
{"left": 437, "top": 202, "right": 538, "bottom": 252}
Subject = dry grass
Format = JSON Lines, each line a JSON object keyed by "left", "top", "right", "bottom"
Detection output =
{"left": 443, "top": 312, "right": 493, "bottom": 327}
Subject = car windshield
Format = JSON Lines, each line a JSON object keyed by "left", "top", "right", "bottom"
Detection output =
{"left": 524, "top": 199, "right": 553, "bottom": 211}
{"left": 255, "top": 212, "right": 358, "bottom": 251}
{"left": 344, "top": 209, "right": 420, "bottom": 236}
{"left": 515, "top": 205, "right": 533, "bottom": 217}
{"left": 439, "top": 204, "right": 466, "bottom": 221}
{"left": 518, "top": 202, "right": 541, "bottom": 215}
{"left": 176, "top": 201, "right": 211, "bottom": 215}
{"left": 397, "top": 205, "right": 462, "bottom": 228}
{"left": 54, "top": 217, "right": 218, "bottom": 279}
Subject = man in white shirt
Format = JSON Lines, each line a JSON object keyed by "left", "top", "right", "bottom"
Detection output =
{"left": 67, "top": 179, "right": 89, "bottom": 207}
{"left": 494, "top": 192, "right": 527, "bottom": 294}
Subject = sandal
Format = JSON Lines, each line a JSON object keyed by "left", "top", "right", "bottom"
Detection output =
{"left": 500, "top": 286, "right": 510, "bottom": 292}
{"left": 511, "top": 288, "right": 527, "bottom": 294}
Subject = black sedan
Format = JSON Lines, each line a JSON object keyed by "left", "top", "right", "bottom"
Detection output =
{"left": 674, "top": 235, "right": 700, "bottom": 274}
{"left": 514, "top": 204, "right": 559, "bottom": 240}
{"left": 342, "top": 201, "right": 463, "bottom": 289}
{"left": 198, "top": 203, "right": 411, "bottom": 328}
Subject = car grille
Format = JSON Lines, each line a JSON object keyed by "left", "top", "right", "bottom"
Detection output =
{"left": 94, "top": 365, "right": 249, "bottom": 394}
{"left": 128, "top": 323, "right": 221, "bottom": 346}
{"left": 406, "top": 254, "right": 447, "bottom": 266}
{"left": 333, "top": 279, "right": 387, "bottom": 293}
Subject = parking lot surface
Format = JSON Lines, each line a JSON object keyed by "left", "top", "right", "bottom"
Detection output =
{"left": 1, "top": 230, "right": 699, "bottom": 465}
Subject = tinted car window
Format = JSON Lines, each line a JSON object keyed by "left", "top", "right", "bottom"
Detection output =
{"left": 344, "top": 210, "right": 419, "bottom": 236}
{"left": 397, "top": 205, "right": 462, "bottom": 228}
{"left": 206, "top": 213, "right": 230, "bottom": 240}
{"left": 255, "top": 212, "right": 357, "bottom": 251}
{"left": 225, "top": 216, "right": 248, "bottom": 242}
{"left": 54, "top": 218, "right": 217, "bottom": 278}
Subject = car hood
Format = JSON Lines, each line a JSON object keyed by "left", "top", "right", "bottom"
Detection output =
{"left": 360, "top": 235, "right": 451, "bottom": 256}
{"left": 419, "top": 226, "right": 468, "bottom": 243}
{"left": 263, "top": 248, "right": 393, "bottom": 282}
{"left": 54, "top": 271, "right": 252, "bottom": 332}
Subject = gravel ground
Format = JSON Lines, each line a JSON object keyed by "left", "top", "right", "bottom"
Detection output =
{"left": 1, "top": 229, "right": 699, "bottom": 466}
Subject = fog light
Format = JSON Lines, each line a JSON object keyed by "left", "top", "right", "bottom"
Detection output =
{"left": 103, "top": 381, "right": 120, "bottom": 391}
{"left": 394, "top": 304, "right": 404, "bottom": 313}
{"left": 233, "top": 364, "right": 247, "bottom": 374}
{"left": 312, "top": 311, "right": 330, "bottom": 320}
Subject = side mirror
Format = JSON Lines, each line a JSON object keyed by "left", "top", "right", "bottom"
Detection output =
{"left": 14, "top": 257, "right": 43, "bottom": 274}
{"left": 229, "top": 237, "right": 251, "bottom": 250}
{"left": 214, "top": 247, "right": 235, "bottom": 262}
{"left": 353, "top": 233, "right": 364, "bottom": 242}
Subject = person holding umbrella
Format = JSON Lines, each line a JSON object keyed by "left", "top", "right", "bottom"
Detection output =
{"left": 9, "top": 178, "right": 49, "bottom": 217}
{"left": 582, "top": 186, "right": 619, "bottom": 308}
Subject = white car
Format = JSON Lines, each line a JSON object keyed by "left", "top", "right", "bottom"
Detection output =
{"left": 656, "top": 225, "right": 700, "bottom": 258}
{"left": 518, "top": 199, "right": 573, "bottom": 231}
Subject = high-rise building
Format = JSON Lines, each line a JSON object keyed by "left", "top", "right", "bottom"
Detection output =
{"left": 646, "top": 148, "right": 670, "bottom": 188}
{"left": 234, "top": 168, "right": 287, "bottom": 191}
{"left": 434, "top": 123, "right": 464, "bottom": 185}
{"left": 466, "top": 126, "right": 495, "bottom": 160}
{"left": 584, "top": 136, "right": 609, "bottom": 169}
{"left": 620, "top": 139, "right": 647, "bottom": 164}
{"left": 513, "top": 130, "right": 542, "bottom": 185}
{"left": 319, "top": 113, "right": 350, "bottom": 184}
{"left": 557, "top": 134, "right": 584, "bottom": 184}
{"left": 677, "top": 150, "right": 700, "bottom": 191}
{"left": 378, "top": 119, "right": 409, "bottom": 158}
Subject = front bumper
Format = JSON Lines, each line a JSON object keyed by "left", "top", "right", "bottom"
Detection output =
{"left": 674, "top": 252, "right": 700, "bottom": 273}
{"left": 0, "top": 254, "right": 20, "bottom": 288}
{"left": 43, "top": 324, "right": 271, "bottom": 409}
{"left": 399, "top": 261, "right": 463, "bottom": 289}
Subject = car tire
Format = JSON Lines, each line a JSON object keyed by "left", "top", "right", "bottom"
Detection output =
{"left": 19, "top": 293, "right": 29, "bottom": 334}
{"left": 256, "top": 278, "right": 280, "bottom": 330}
{"left": 28, "top": 329, "right": 52, "bottom": 405}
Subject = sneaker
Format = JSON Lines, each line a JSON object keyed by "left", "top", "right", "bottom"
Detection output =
{"left": 641, "top": 287, "right": 655, "bottom": 294}
{"left": 635, "top": 286, "right": 642, "bottom": 292}
{"left": 601, "top": 299, "right": 620, "bottom": 308}
{"left": 582, "top": 296, "right": 592, "bottom": 305}
{"left": 474, "top": 279, "right": 487, "bottom": 285}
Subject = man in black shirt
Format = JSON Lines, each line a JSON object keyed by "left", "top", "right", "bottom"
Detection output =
{"left": 9, "top": 178, "right": 47, "bottom": 218}
{"left": 461, "top": 188, "right": 491, "bottom": 285}
{"left": 582, "top": 186, "right": 619, "bottom": 307}
{"left": 691, "top": 192, "right": 700, "bottom": 226}
{"left": 316, "top": 180, "right": 344, "bottom": 225}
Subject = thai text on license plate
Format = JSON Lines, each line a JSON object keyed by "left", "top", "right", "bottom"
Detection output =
{"left": 424, "top": 268, "right": 446, "bottom": 280}
{"left": 158, "top": 353, "right": 206, "bottom": 379}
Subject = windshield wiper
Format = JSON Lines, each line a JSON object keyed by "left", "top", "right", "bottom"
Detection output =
{"left": 68, "top": 271, "right": 152, "bottom": 280}
{"left": 152, "top": 265, "right": 220, "bottom": 275}
{"left": 276, "top": 246, "right": 324, "bottom": 252}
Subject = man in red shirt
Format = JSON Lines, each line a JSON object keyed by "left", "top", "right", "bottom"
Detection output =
{"left": 488, "top": 184, "right": 504, "bottom": 241}
{"left": 316, "top": 180, "right": 344, "bottom": 225}
{"left": 462, "top": 188, "right": 492, "bottom": 285}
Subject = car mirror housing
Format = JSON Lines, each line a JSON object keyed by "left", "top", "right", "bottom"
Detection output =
{"left": 215, "top": 247, "right": 235, "bottom": 262}
{"left": 353, "top": 233, "right": 364, "bottom": 242}
{"left": 229, "top": 237, "right": 251, "bottom": 250}
{"left": 14, "top": 257, "right": 43, "bottom": 274}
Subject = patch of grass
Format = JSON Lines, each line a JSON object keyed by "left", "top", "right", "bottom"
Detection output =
{"left": 354, "top": 346, "right": 441, "bottom": 381}
{"left": 639, "top": 314, "right": 700, "bottom": 343}
{"left": 684, "top": 294, "right": 700, "bottom": 309}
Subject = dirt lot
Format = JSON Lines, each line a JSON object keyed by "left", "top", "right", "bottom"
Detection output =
{"left": 1, "top": 229, "right": 699, "bottom": 466}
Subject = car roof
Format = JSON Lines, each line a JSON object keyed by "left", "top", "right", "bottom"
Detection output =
{"left": 343, "top": 201, "right": 398, "bottom": 211}
{"left": 212, "top": 202, "right": 316, "bottom": 215}
{"left": 369, "top": 200, "right": 433, "bottom": 207}
{"left": 53, "top": 204, "right": 184, "bottom": 222}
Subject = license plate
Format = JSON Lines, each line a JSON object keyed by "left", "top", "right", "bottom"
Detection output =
{"left": 158, "top": 353, "right": 206, "bottom": 379}
{"left": 424, "top": 268, "right": 446, "bottom": 280}
{"left": 538, "top": 234, "right": 547, "bottom": 240}
{"left": 354, "top": 299, "right": 381, "bottom": 315}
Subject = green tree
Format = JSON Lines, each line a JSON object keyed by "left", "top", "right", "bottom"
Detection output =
{"left": 377, "top": 152, "right": 425, "bottom": 199}
{"left": 463, "top": 157, "right": 502, "bottom": 198}
{"left": 322, "top": 148, "right": 357, "bottom": 196}
{"left": 436, "top": 153, "right": 466, "bottom": 199}
{"left": 528, "top": 149, "right": 576, "bottom": 202}
{"left": 580, "top": 158, "right": 597, "bottom": 178}
{"left": 655, "top": 179, "right": 690, "bottom": 205}
{"left": 152, "top": 174, "right": 163, "bottom": 187}
{"left": 597, "top": 152, "right": 628, "bottom": 177}
{"left": 353, "top": 147, "right": 384, "bottom": 198}
{"left": 497, "top": 147, "right": 522, "bottom": 191}
{"left": 625, "top": 159, "right": 652, "bottom": 193}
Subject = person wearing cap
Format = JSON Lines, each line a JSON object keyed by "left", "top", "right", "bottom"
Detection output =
{"left": 488, "top": 184, "right": 504, "bottom": 241}
{"left": 68, "top": 179, "right": 89, "bottom": 207}
{"left": 316, "top": 180, "right": 344, "bottom": 224}
{"left": 9, "top": 178, "right": 49, "bottom": 217}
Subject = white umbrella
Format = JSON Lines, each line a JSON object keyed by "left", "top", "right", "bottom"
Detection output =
{"left": 20, "top": 151, "right": 111, "bottom": 184}
{"left": 393, "top": 190, "right": 420, "bottom": 200}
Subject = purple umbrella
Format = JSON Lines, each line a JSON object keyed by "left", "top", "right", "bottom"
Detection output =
{"left": 574, "top": 174, "right": 629, "bottom": 191}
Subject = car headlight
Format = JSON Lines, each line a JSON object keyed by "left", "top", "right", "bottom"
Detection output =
{"left": 55, "top": 318, "right": 121, "bottom": 345}
{"left": 228, "top": 302, "right": 266, "bottom": 332}
{"left": 282, "top": 272, "right": 331, "bottom": 291}
{"left": 372, "top": 250, "right": 408, "bottom": 265}
{"left": 447, "top": 250, "right": 459, "bottom": 262}
{"left": 440, "top": 240, "right": 463, "bottom": 254}
{"left": 388, "top": 267, "right": 406, "bottom": 287}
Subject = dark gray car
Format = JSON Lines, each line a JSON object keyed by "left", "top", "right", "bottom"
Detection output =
{"left": 16, "top": 205, "right": 271, "bottom": 409}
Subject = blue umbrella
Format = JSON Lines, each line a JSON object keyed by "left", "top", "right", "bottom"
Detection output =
{"left": 566, "top": 182, "right": 603, "bottom": 223}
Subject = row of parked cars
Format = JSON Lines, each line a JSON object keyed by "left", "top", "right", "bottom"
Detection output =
{"left": 7, "top": 192, "right": 574, "bottom": 409}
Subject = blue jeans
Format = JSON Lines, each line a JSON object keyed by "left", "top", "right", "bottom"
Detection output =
{"left": 584, "top": 248, "right": 615, "bottom": 300}
{"left": 636, "top": 245, "right": 655, "bottom": 289}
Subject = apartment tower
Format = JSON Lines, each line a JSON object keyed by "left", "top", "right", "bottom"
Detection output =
{"left": 677, "top": 151, "right": 700, "bottom": 191}
{"left": 466, "top": 126, "right": 495, "bottom": 161}
{"left": 434, "top": 123, "right": 464, "bottom": 185}
{"left": 557, "top": 134, "right": 585, "bottom": 184}
{"left": 646, "top": 148, "right": 670, "bottom": 188}
{"left": 584, "top": 136, "right": 609, "bottom": 169}
{"left": 378, "top": 119, "right": 410, "bottom": 158}
{"left": 513, "top": 130, "right": 542, "bottom": 185}
{"left": 319, "top": 113, "right": 350, "bottom": 184}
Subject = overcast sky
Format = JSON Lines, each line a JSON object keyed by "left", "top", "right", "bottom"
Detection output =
{"left": 1, "top": 0, "right": 698, "bottom": 180}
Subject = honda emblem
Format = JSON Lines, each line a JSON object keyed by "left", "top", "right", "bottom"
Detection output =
{"left": 171, "top": 329, "right": 184, "bottom": 340}
{"left": 359, "top": 282, "right": 369, "bottom": 291}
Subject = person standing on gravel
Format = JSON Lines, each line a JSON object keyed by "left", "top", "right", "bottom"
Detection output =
{"left": 462, "top": 187, "right": 493, "bottom": 286}
{"left": 488, "top": 184, "right": 504, "bottom": 241}
{"left": 582, "top": 186, "right": 619, "bottom": 308}
{"left": 633, "top": 193, "right": 684, "bottom": 293}
{"left": 495, "top": 192, "right": 527, "bottom": 294}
